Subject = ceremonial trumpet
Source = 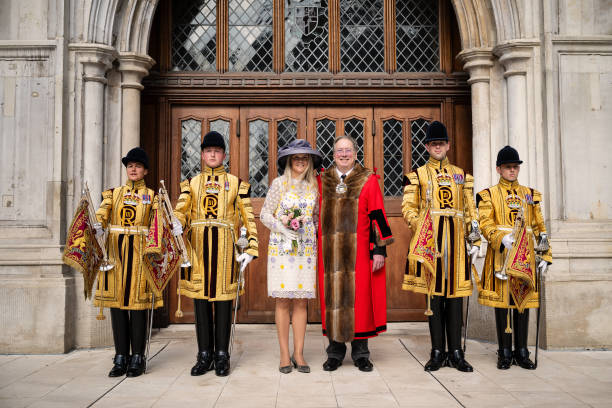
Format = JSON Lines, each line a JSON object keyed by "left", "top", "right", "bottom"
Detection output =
{"left": 159, "top": 180, "right": 191, "bottom": 268}
{"left": 495, "top": 202, "right": 525, "bottom": 281}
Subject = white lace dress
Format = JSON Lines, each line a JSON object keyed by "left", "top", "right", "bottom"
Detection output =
{"left": 260, "top": 176, "right": 318, "bottom": 299}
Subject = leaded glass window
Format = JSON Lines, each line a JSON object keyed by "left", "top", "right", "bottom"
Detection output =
{"left": 172, "top": 1, "right": 217, "bottom": 71}
{"left": 181, "top": 119, "right": 202, "bottom": 180}
{"left": 209, "top": 119, "right": 231, "bottom": 170}
{"left": 228, "top": 0, "right": 273, "bottom": 72}
{"left": 344, "top": 118, "right": 364, "bottom": 165}
{"left": 316, "top": 119, "right": 336, "bottom": 170}
{"left": 411, "top": 119, "right": 430, "bottom": 169}
{"left": 383, "top": 119, "right": 404, "bottom": 196}
{"left": 396, "top": 0, "right": 439, "bottom": 72}
{"left": 284, "top": 0, "right": 329, "bottom": 72}
{"left": 277, "top": 119, "right": 297, "bottom": 150}
{"left": 249, "top": 120, "right": 270, "bottom": 197}
{"left": 340, "top": 0, "right": 384, "bottom": 72}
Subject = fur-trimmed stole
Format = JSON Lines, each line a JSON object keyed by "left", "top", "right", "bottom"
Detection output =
{"left": 320, "top": 164, "right": 371, "bottom": 342}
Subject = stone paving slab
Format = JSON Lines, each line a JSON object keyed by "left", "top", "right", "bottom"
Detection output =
{"left": 1, "top": 323, "right": 611, "bottom": 408}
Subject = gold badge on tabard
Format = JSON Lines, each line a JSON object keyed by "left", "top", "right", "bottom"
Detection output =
{"left": 336, "top": 182, "right": 347, "bottom": 194}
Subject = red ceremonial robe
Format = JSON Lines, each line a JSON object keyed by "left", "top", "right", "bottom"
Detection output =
{"left": 317, "top": 164, "right": 394, "bottom": 342}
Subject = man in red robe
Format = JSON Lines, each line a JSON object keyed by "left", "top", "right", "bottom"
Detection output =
{"left": 318, "top": 135, "right": 393, "bottom": 372}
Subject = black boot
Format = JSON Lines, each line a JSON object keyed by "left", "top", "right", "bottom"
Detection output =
{"left": 126, "top": 354, "right": 146, "bottom": 377}
{"left": 447, "top": 349, "right": 473, "bottom": 372}
{"left": 497, "top": 348, "right": 513, "bottom": 369}
{"left": 108, "top": 354, "right": 129, "bottom": 377}
{"left": 513, "top": 348, "right": 536, "bottom": 370}
{"left": 214, "top": 350, "right": 230, "bottom": 376}
{"left": 191, "top": 350, "right": 214, "bottom": 376}
{"left": 424, "top": 349, "right": 446, "bottom": 372}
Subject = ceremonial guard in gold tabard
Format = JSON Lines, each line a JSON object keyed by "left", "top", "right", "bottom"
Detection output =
{"left": 402, "top": 121, "right": 480, "bottom": 372}
{"left": 476, "top": 146, "right": 552, "bottom": 370}
{"left": 93, "top": 147, "right": 162, "bottom": 378}
{"left": 172, "top": 131, "right": 258, "bottom": 377}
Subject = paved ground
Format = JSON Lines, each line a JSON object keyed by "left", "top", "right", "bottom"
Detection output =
{"left": 1, "top": 323, "right": 611, "bottom": 408}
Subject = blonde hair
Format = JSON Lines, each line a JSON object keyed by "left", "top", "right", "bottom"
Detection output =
{"left": 282, "top": 154, "right": 318, "bottom": 192}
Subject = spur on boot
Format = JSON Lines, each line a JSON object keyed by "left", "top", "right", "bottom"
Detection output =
{"left": 108, "top": 354, "right": 129, "bottom": 377}
{"left": 191, "top": 350, "right": 214, "bottom": 376}
{"left": 513, "top": 348, "right": 536, "bottom": 370}
{"left": 126, "top": 354, "right": 146, "bottom": 377}
{"left": 214, "top": 351, "right": 231, "bottom": 376}
{"left": 424, "top": 349, "right": 446, "bottom": 372}
{"left": 447, "top": 349, "right": 473, "bottom": 372}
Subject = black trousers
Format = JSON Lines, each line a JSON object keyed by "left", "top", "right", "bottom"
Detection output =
{"left": 428, "top": 294, "right": 463, "bottom": 352}
{"left": 194, "top": 299, "right": 232, "bottom": 353}
{"left": 495, "top": 308, "right": 530, "bottom": 350}
{"left": 326, "top": 339, "right": 370, "bottom": 361}
{"left": 110, "top": 308, "right": 148, "bottom": 356}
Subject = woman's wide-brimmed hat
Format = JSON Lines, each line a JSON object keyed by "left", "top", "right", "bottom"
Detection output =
{"left": 277, "top": 139, "right": 322, "bottom": 174}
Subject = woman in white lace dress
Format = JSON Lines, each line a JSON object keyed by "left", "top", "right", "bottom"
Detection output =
{"left": 260, "top": 139, "right": 321, "bottom": 374}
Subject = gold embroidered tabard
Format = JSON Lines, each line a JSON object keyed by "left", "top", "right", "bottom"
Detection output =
{"left": 476, "top": 178, "right": 552, "bottom": 309}
{"left": 174, "top": 165, "right": 259, "bottom": 301}
{"left": 94, "top": 179, "right": 163, "bottom": 310}
{"left": 401, "top": 157, "right": 480, "bottom": 298}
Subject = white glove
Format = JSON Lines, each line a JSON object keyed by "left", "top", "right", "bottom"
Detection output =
{"left": 93, "top": 222, "right": 104, "bottom": 239}
{"left": 538, "top": 260, "right": 548, "bottom": 275}
{"left": 237, "top": 253, "right": 254, "bottom": 272}
{"left": 172, "top": 220, "right": 183, "bottom": 237}
{"left": 501, "top": 233, "right": 515, "bottom": 250}
{"left": 468, "top": 245, "right": 479, "bottom": 263}
{"left": 280, "top": 226, "right": 298, "bottom": 241}
{"left": 471, "top": 220, "right": 479, "bottom": 231}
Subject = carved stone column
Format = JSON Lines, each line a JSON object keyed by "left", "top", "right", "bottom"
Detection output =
{"left": 458, "top": 48, "right": 495, "bottom": 194}
{"left": 118, "top": 53, "right": 155, "bottom": 164}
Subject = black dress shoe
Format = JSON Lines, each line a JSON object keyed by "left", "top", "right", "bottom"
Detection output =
{"left": 513, "top": 348, "right": 536, "bottom": 370}
{"left": 214, "top": 351, "right": 230, "bottom": 376}
{"left": 126, "top": 354, "right": 146, "bottom": 377}
{"left": 354, "top": 357, "right": 373, "bottom": 372}
{"left": 424, "top": 349, "right": 446, "bottom": 372}
{"left": 191, "top": 350, "right": 214, "bottom": 376}
{"left": 322, "top": 357, "right": 342, "bottom": 371}
{"left": 497, "top": 348, "right": 513, "bottom": 370}
{"left": 108, "top": 354, "right": 129, "bottom": 377}
{"left": 447, "top": 349, "right": 473, "bottom": 372}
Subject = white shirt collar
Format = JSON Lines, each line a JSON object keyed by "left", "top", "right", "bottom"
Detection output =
{"left": 336, "top": 166, "right": 354, "bottom": 179}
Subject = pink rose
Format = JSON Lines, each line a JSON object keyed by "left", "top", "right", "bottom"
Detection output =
{"left": 280, "top": 215, "right": 289, "bottom": 225}
{"left": 290, "top": 218, "right": 300, "bottom": 230}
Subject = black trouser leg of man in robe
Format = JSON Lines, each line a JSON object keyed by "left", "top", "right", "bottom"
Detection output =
{"left": 109, "top": 308, "right": 130, "bottom": 377}
{"left": 513, "top": 309, "right": 535, "bottom": 369}
{"left": 324, "top": 338, "right": 373, "bottom": 372}
{"left": 425, "top": 294, "right": 472, "bottom": 372}
{"left": 495, "top": 307, "right": 513, "bottom": 369}
{"left": 126, "top": 310, "right": 147, "bottom": 377}
{"left": 191, "top": 299, "right": 233, "bottom": 376}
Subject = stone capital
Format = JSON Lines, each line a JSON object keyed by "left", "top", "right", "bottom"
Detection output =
{"left": 118, "top": 52, "right": 155, "bottom": 90}
{"left": 69, "top": 43, "right": 117, "bottom": 84}
{"left": 493, "top": 40, "right": 538, "bottom": 78}
{"left": 457, "top": 48, "right": 494, "bottom": 85}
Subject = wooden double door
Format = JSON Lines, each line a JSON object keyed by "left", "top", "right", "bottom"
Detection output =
{"left": 165, "top": 103, "right": 472, "bottom": 324}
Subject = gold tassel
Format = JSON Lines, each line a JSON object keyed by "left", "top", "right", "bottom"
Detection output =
{"left": 96, "top": 271, "right": 106, "bottom": 320}
{"left": 505, "top": 308, "right": 512, "bottom": 333}
{"left": 175, "top": 272, "right": 184, "bottom": 318}
{"left": 424, "top": 294, "right": 433, "bottom": 316}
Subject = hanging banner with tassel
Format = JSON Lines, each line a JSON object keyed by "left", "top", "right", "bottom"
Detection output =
{"left": 506, "top": 219, "right": 536, "bottom": 313}
{"left": 408, "top": 207, "right": 437, "bottom": 315}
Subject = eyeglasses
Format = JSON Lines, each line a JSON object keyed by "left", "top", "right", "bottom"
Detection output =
{"left": 335, "top": 148, "right": 354, "bottom": 154}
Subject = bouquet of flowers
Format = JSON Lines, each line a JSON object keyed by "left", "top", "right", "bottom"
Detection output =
{"left": 280, "top": 206, "right": 305, "bottom": 252}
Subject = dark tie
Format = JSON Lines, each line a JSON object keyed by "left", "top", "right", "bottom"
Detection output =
{"left": 341, "top": 174, "right": 346, "bottom": 182}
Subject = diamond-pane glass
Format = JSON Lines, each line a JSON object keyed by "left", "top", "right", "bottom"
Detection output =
{"left": 209, "top": 119, "right": 231, "bottom": 170}
{"left": 285, "top": 0, "right": 329, "bottom": 72}
{"left": 172, "top": 1, "right": 216, "bottom": 71}
{"left": 396, "top": 0, "right": 439, "bottom": 72}
{"left": 411, "top": 119, "right": 430, "bottom": 169}
{"left": 229, "top": 0, "right": 273, "bottom": 72}
{"left": 316, "top": 119, "right": 336, "bottom": 170}
{"left": 340, "top": 0, "right": 384, "bottom": 72}
{"left": 249, "top": 120, "right": 270, "bottom": 197}
{"left": 344, "top": 119, "right": 364, "bottom": 165}
{"left": 277, "top": 120, "right": 297, "bottom": 150}
{"left": 181, "top": 119, "right": 202, "bottom": 180}
{"left": 383, "top": 119, "right": 404, "bottom": 196}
